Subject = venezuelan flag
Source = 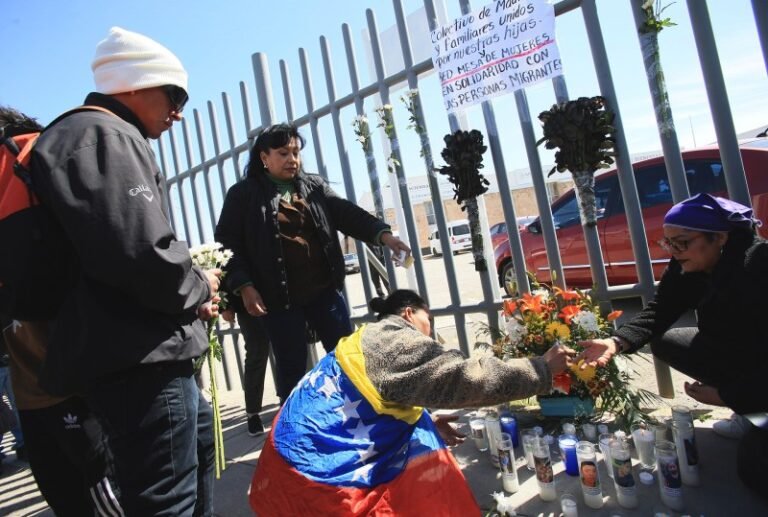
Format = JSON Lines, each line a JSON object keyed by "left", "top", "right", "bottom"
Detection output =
{"left": 249, "top": 325, "right": 479, "bottom": 516}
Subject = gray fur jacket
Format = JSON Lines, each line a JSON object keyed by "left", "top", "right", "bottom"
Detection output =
{"left": 361, "top": 315, "right": 553, "bottom": 409}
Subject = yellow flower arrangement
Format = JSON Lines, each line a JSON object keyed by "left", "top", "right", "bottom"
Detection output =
{"left": 477, "top": 283, "right": 656, "bottom": 427}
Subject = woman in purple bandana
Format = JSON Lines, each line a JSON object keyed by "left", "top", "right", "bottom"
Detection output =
{"left": 579, "top": 193, "right": 768, "bottom": 498}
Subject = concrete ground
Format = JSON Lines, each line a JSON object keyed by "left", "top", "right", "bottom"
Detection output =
{"left": 1, "top": 252, "right": 766, "bottom": 515}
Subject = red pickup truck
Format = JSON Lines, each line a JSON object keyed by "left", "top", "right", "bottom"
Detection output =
{"left": 494, "top": 139, "right": 768, "bottom": 294}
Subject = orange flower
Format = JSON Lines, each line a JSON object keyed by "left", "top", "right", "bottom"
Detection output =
{"left": 554, "top": 286, "right": 581, "bottom": 301}
{"left": 552, "top": 373, "right": 572, "bottom": 395}
{"left": 559, "top": 305, "right": 582, "bottom": 325}
{"left": 519, "top": 293, "right": 545, "bottom": 314}
{"left": 606, "top": 310, "right": 623, "bottom": 321}
{"left": 502, "top": 299, "right": 517, "bottom": 316}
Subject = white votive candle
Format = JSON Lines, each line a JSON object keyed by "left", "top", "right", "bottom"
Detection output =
{"left": 576, "top": 441, "right": 604, "bottom": 509}
{"left": 560, "top": 493, "right": 579, "bottom": 517}
{"left": 672, "top": 420, "right": 700, "bottom": 486}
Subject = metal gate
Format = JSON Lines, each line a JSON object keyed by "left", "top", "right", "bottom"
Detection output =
{"left": 154, "top": 0, "right": 767, "bottom": 396}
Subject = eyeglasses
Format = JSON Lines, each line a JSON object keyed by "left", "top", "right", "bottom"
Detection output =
{"left": 657, "top": 234, "right": 706, "bottom": 254}
{"left": 162, "top": 85, "right": 188, "bottom": 113}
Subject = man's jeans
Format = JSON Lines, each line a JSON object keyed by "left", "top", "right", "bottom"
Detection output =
{"left": 87, "top": 360, "right": 214, "bottom": 516}
{"left": 0, "top": 366, "right": 24, "bottom": 449}
{"left": 262, "top": 288, "right": 353, "bottom": 400}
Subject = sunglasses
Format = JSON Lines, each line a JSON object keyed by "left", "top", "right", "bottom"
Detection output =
{"left": 657, "top": 234, "right": 706, "bottom": 254}
{"left": 162, "top": 85, "right": 188, "bottom": 113}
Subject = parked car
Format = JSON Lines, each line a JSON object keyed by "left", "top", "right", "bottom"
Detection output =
{"left": 428, "top": 219, "right": 472, "bottom": 256}
{"left": 344, "top": 252, "right": 360, "bottom": 274}
{"left": 494, "top": 139, "right": 768, "bottom": 294}
{"left": 489, "top": 216, "right": 538, "bottom": 249}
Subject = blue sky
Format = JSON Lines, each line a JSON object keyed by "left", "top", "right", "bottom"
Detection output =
{"left": 2, "top": 0, "right": 766, "bottom": 243}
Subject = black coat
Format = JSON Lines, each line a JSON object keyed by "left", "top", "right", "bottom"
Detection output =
{"left": 29, "top": 93, "right": 210, "bottom": 395}
{"left": 215, "top": 171, "right": 389, "bottom": 310}
{"left": 615, "top": 231, "right": 768, "bottom": 415}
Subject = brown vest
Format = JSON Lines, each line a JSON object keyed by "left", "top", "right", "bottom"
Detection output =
{"left": 277, "top": 195, "right": 332, "bottom": 306}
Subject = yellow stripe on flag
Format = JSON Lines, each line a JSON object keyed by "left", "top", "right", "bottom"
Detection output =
{"left": 335, "top": 326, "right": 423, "bottom": 425}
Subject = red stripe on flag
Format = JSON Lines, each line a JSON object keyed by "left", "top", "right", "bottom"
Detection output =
{"left": 250, "top": 430, "right": 480, "bottom": 516}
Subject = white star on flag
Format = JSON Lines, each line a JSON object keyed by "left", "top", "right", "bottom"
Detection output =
{"left": 356, "top": 443, "right": 377, "bottom": 464}
{"left": 307, "top": 369, "right": 323, "bottom": 388}
{"left": 346, "top": 420, "right": 375, "bottom": 441}
{"left": 318, "top": 375, "right": 338, "bottom": 400}
{"left": 351, "top": 462, "right": 375, "bottom": 483}
{"left": 335, "top": 396, "right": 361, "bottom": 423}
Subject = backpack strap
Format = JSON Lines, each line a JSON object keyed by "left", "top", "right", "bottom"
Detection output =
{"left": 13, "top": 105, "right": 117, "bottom": 197}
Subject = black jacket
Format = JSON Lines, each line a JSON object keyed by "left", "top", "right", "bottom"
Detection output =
{"left": 29, "top": 93, "right": 210, "bottom": 394}
{"left": 615, "top": 231, "right": 768, "bottom": 415}
{"left": 215, "top": 170, "right": 389, "bottom": 310}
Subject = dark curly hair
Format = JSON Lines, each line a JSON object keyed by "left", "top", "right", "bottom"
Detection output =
{"left": 368, "top": 289, "right": 429, "bottom": 320}
{"left": 245, "top": 122, "right": 306, "bottom": 177}
{"left": 0, "top": 105, "right": 44, "bottom": 137}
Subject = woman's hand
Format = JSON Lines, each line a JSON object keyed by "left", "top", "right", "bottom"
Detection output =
{"left": 542, "top": 342, "right": 576, "bottom": 375}
{"left": 576, "top": 338, "right": 619, "bottom": 369}
{"left": 381, "top": 232, "right": 411, "bottom": 258}
{"left": 684, "top": 381, "right": 726, "bottom": 406}
{"left": 241, "top": 285, "right": 268, "bottom": 316}
{"left": 221, "top": 307, "right": 236, "bottom": 324}
{"left": 431, "top": 414, "right": 466, "bottom": 446}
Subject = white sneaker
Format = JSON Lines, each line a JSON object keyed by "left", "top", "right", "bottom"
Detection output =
{"left": 712, "top": 413, "right": 750, "bottom": 439}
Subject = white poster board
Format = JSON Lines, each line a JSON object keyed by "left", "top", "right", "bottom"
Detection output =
{"left": 431, "top": 0, "right": 563, "bottom": 112}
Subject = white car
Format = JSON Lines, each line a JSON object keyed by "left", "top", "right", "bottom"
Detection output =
{"left": 343, "top": 253, "right": 360, "bottom": 273}
{"left": 428, "top": 220, "right": 472, "bottom": 256}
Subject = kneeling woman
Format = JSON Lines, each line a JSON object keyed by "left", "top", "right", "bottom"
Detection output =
{"left": 250, "top": 290, "right": 573, "bottom": 515}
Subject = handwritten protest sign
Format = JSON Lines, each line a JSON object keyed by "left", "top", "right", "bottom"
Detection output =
{"left": 431, "top": 0, "right": 563, "bottom": 112}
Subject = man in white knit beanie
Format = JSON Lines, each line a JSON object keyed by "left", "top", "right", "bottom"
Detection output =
{"left": 30, "top": 26, "right": 220, "bottom": 516}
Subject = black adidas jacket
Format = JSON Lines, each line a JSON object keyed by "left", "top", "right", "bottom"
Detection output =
{"left": 30, "top": 93, "right": 210, "bottom": 394}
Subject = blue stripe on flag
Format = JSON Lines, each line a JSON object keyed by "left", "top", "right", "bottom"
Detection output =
{"left": 273, "top": 352, "right": 442, "bottom": 488}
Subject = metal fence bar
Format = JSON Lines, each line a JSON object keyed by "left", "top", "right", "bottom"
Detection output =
{"left": 167, "top": 127, "right": 193, "bottom": 243}
{"left": 687, "top": 0, "right": 751, "bottom": 206}
{"left": 207, "top": 101, "right": 229, "bottom": 201}
{"left": 319, "top": 35, "right": 376, "bottom": 305}
{"left": 551, "top": 76, "right": 611, "bottom": 313}
{"left": 179, "top": 119, "right": 206, "bottom": 245}
{"left": 754, "top": 0, "right": 768, "bottom": 78}
{"left": 342, "top": 22, "right": 400, "bottom": 290}
{"left": 581, "top": 0, "right": 673, "bottom": 398}
{"left": 280, "top": 60, "right": 297, "bottom": 122}
{"left": 299, "top": 49, "right": 329, "bottom": 181}
{"left": 222, "top": 92, "right": 244, "bottom": 182}
{"left": 514, "top": 89, "right": 566, "bottom": 290}
{"left": 192, "top": 109, "right": 218, "bottom": 235}
{"left": 366, "top": 8, "right": 431, "bottom": 309}
{"left": 629, "top": 0, "right": 690, "bottom": 203}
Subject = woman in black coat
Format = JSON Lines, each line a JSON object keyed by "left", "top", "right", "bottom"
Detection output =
{"left": 580, "top": 193, "right": 768, "bottom": 498}
{"left": 215, "top": 123, "right": 410, "bottom": 401}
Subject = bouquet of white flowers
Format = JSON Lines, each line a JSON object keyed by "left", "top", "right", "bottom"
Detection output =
{"left": 190, "top": 242, "right": 233, "bottom": 479}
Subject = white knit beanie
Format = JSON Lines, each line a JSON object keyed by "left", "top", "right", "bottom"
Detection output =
{"left": 91, "top": 26, "right": 188, "bottom": 95}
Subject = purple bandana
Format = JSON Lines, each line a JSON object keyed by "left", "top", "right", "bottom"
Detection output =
{"left": 664, "top": 193, "right": 759, "bottom": 232}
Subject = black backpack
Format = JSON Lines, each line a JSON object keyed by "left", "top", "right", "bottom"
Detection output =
{"left": 0, "top": 106, "right": 113, "bottom": 319}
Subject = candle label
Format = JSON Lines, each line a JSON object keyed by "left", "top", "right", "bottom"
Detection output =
{"left": 659, "top": 456, "right": 683, "bottom": 492}
{"left": 534, "top": 454, "right": 554, "bottom": 484}
{"left": 579, "top": 459, "right": 601, "bottom": 493}
{"left": 471, "top": 425, "right": 486, "bottom": 440}
{"left": 498, "top": 448, "right": 515, "bottom": 474}
{"left": 612, "top": 456, "right": 635, "bottom": 488}
{"left": 682, "top": 435, "right": 699, "bottom": 467}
